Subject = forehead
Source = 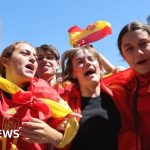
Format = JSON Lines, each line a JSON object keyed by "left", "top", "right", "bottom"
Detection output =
{"left": 74, "top": 48, "right": 94, "bottom": 58}
{"left": 38, "top": 50, "right": 54, "bottom": 55}
{"left": 122, "top": 30, "right": 149, "bottom": 44}
{"left": 15, "top": 43, "right": 35, "bottom": 52}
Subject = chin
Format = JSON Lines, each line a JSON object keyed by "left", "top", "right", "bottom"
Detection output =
{"left": 92, "top": 76, "right": 100, "bottom": 81}
{"left": 90, "top": 78, "right": 100, "bottom": 84}
{"left": 24, "top": 73, "right": 35, "bottom": 79}
{"left": 135, "top": 69, "right": 149, "bottom": 75}
{"left": 26, "top": 76, "right": 34, "bottom": 80}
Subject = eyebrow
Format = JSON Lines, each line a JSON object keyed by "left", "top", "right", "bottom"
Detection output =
{"left": 22, "top": 49, "right": 37, "bottom": 56}
{"left": 122, "top": 38, "right": 150, "bottom": 48}
{"left": 139, "top": 38, "right": 150, "bottom": 42}
{"left": 122, "top": 43, "right": 131, "bottom": 48}
{"left": 74, "top": 57, "right": 83, "bottom": 62}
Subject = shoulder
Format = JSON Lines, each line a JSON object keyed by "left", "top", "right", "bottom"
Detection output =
{"left": 55, "top": 81, "right": 81, "bottom": 106}
{"left": 101, "top": 68, "right": 136, "bottom": 92}
{"left": 31, "top": 77, "right": 50, "bottom": 86}
{"left": 56, "top": 81, "right": 79, "bottom": 94}
{"left": 29, "top": 77, "right": 60, "bottom": 101}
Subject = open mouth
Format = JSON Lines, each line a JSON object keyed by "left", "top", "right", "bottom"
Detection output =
{"left": 137, "top": 59, "right": 147, "bottom": 65}
{"left": 25, "top": 64, "right": 34, "bottom": 71}
{"left": 84, "top": 69, "right": 96, "bottom": 76}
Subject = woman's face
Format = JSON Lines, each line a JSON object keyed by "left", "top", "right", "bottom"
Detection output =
{"left": 37, "top": 51, "right": 59, "bottom": 80}
{"left": 5, "top": 43, "right": 38, "bottom": 86}
{"left": 121, "top": 29, "right": 150, "bottom": 75}
{"left": 72, "top": 49, "right": 101, "bottom": 87}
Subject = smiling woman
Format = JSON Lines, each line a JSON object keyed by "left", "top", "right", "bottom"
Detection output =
{"left": 36, "top": 44, "right": 60, "bottom": 87}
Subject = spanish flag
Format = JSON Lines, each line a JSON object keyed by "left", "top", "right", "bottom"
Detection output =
{"left": 0, "top": 77, "right": 79, "bottom": 148}
{"left": 68, "top": 20, "right": 112, "bottom": 47}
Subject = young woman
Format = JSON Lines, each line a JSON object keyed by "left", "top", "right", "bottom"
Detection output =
{"left": 57, "top": 44, "right": 121, "bottom": 150}
{"left": 0, "top": 41, "right": 64, "bottom": 150}
{"left": 36, "top": 44, "right": 60, "bottom": 87}
{"left": 116, "top": 21, "right": 150, "bottom": 150}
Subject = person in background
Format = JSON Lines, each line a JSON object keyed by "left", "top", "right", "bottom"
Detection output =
{"left": 58, "top": 44, "right": 121, "bottom": 150}
{"left": 36, "top": 44, "right": 60, "bottom": 87}
{"left": 116, "top": 21, "right": 150, "bottom": 150}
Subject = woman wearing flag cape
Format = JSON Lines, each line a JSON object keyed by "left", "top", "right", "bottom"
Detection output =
{"left": 0, "top": 41, "right": 79, "bottom": 150}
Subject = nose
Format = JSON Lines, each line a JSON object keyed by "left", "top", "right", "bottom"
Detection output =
{"left": 85, "top": 58, "right": 91, "bottom": 67}
{"left": 137, "top": 49, "right": 144, "bottom": 55}
{"left": 29, "top": 54, "right": 36, "bottom": 63}
{"left": 42, "top": 57, "right": 49, "bottom": 62}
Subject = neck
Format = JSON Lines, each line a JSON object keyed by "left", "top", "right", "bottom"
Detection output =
{"left": 6, "top": 78, "right": 26, "bottom": 89}
{"left": 136, "top": 70, "right": 150, "bottom": 78}
{"left": 6, "top": 71, "right": 27, "bottom": 89}
{"left": 80, "top": 82, "right": 101, "bottom": 97}
{"left": 46, "top": 75, "right": 57, "bottom": 87}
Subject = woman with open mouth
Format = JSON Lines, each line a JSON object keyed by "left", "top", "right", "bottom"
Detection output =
{"left": 59, "top": 44, "right": 121, "bottom": 150}
{"left": 113, "top": 21, "right": 150, "bottom": 150}
{"left": 0, "top": 41, "right": 72, "bottom": 150}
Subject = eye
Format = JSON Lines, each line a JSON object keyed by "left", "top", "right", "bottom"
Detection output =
{"left": 46, "top": 55, "right": 55, "bottom": 60}
{"left": 20, "top": 50, "right": 28, "bottom": 56}
{"left": 125, "top": 46, "right": 135, "bottom": 53}
{"left": 140, "top": 40, "right": 150, "bottom": 48}
{"left": 88, "top": 56, "right": 95, "bottom": 61}
{"left": 77, "top": 60, "right": 83, "bottom": 65}
{"left": 38, "top": 56, "right": 44, "bottom": 61}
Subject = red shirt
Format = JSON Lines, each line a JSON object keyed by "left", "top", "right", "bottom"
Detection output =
{"left": 102, "top": 68, "right": 150, "bottom": 150}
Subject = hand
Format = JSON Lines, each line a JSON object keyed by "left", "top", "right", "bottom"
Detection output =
{"left": 56, "top": 118, "right": 68, "bottom": 131}
{"left": 19, "top": 117, "right": 63, "bottom": 146}
{"left": 57, "top": 112, "right": 82, "bottom": 131}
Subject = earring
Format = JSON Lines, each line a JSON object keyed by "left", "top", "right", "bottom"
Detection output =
{"left": 56, "top": 67, "right": 61, "bottom": 74}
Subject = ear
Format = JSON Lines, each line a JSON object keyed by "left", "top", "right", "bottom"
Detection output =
{"left": 1, "top": 57, "right": 9, "bottom": 67}
{"left": 71, "top": 71, "right": 77, "bottom": 79}
{"left": 57, "top": 61, "right": 60, "bottom": 68}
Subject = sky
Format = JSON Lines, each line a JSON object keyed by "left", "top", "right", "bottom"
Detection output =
{"left": 0, "top": 0, "right": 150, "bottom": 68}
